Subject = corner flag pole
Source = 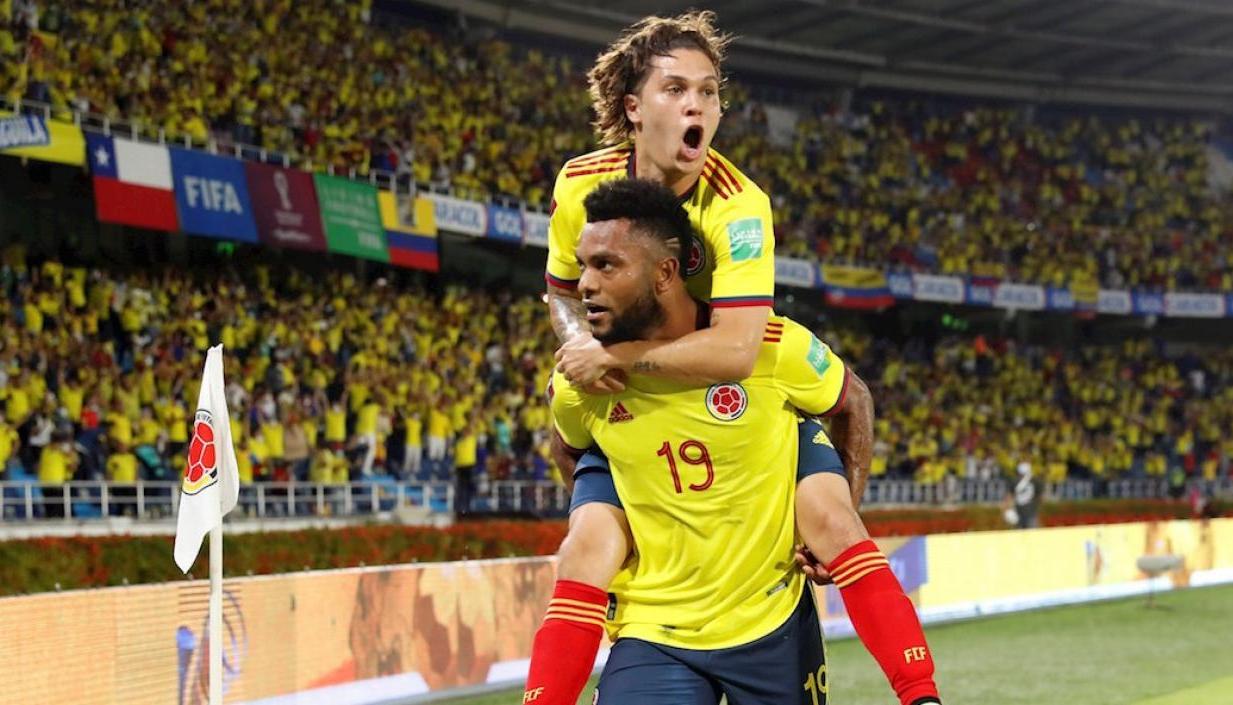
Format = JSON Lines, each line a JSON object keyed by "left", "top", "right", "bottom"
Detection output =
{"left": 173, "top": 345, "right": 240, "bottom": 705}
{"left": 210, "top": 523, "right": 223, "bottom": 705}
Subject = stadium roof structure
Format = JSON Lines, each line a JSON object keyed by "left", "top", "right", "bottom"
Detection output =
{"left": 417, "top": 0, "right": 1233, "bottom": 113}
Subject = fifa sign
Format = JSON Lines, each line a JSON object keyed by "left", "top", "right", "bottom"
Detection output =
{"left": 183, "top": 176, "right": 244, "bottom": 214}
{"left": 170, "top": 147, "right": 260, "bottom": 242}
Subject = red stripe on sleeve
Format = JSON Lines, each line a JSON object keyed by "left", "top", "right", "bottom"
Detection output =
{"left": 820, "top": 367, "right": 852, "bottom": 418}
{"left": 545, "top": 272, "right": 579, "bottom": 290}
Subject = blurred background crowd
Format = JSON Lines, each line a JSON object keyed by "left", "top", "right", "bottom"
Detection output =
{"left": 4, "top": 0, "right": 1233, "bottom": 292}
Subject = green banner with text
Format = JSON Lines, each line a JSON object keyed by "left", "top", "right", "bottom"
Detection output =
{"left": 313, "top": 173, "right": 389, "bottom": 263}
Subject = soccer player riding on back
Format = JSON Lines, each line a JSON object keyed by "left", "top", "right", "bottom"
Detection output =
{"left": 528, "top": 11, "right": 940, "bottom": 705}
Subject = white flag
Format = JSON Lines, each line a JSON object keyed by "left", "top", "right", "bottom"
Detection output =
{"left": 174, "top": 345, "right": 240, "bottom": 573}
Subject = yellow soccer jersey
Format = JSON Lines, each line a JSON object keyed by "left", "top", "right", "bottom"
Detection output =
{"left": 546, "top": 144, "right": 775, "bottom": 308}
{"left": 550, "top": 314, "right": 849, "bottom": 650}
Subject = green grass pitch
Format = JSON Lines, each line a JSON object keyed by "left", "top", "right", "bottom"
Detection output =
{"left": 436, "top": 584, "right": 1233, "bottom": 705}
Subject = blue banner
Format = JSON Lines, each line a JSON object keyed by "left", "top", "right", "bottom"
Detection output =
{"left": 0, "top": 114, "right": 49, "bottom": 149}
{"left": 1133, "top": 291, "right": 1164, "bottom": 317}
{"left": 169, "top": 148, "right": 258, "bottom": 243}
{"left": 887, "top": 272, "right": 914, "bottom": 299}
{"left": 966, "top": 281, "right": 995, "bottom": 307}
{"left": 1047, "top": 287, "right": 1074, "bottom": 311}
{"left": 485, "top": 203, "right": 524, "bottom": 243}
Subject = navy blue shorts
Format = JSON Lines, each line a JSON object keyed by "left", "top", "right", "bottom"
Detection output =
{"left": 594, "top": 587, "right": 827, "bottom": 705}
{"left": 569, "top": 418, "right": 844, "bottom": 513}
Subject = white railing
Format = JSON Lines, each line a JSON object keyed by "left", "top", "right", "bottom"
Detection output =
{"left": 3, "top": 476, "right": 1227, "bottom": 523}
{"left": 0, "top": 480, "right": 454, "bottom": 521}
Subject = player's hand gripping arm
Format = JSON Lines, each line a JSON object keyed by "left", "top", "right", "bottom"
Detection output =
{"left": 555, "top": 304, "right": 769, "bottom": 387}
{"left": 546, "top": 287, "right": 627, "bottom": 393}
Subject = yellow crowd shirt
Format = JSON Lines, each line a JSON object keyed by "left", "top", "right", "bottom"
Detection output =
{"left": 455, "top": 432, "right": 478, "bottom": 468}
{"left": 405, "top": 416, "right": 423, "bottom": 448}
{"left": 0, "top": 422, "right": 17, "bottom": 469}
{"left": 427, "top": 409, "right": 451, "bottom": 439}
{"left": 325, "top": 407, "right": 347, "bottom": 443}
{"left": 106, "top": 453, "right": 139, "bottom": 483}
{"left": 546, "top": 144, "right": 775, "bottom": 308}
{"left": 38, "top": 446, "right": 70, "bottom": 485}
{"left": 551, "top": 314, "right": 850, "bottom": 650}
{"left": 356, "top": 402, "right": 380, "bottom": 436}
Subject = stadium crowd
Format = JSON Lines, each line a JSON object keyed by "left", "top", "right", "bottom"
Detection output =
{"left": 825, "top": 329, "right": 1233, "bottom": 487}
{"left": 0, "top": 246, "right": 560, "bottom": 516}
{"left": 6, "top": 0, "right": 1233, "bottom": 292}
{"left": 1, "top": 246, "right": 1229, "bottom": 511}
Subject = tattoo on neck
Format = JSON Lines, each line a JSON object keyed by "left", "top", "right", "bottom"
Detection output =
{"left": 632, "top": 361, "right": 659, "bottom": 373}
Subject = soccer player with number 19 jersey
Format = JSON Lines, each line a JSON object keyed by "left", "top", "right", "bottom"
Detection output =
{"left": 546, "top": 180, "right": 941, "bottom": 704}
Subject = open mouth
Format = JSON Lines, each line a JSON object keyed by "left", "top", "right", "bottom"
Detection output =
{"left": 684, "top": 125, "right": 703, "bottom": 149}
{"left": 682, "top": 125, "right": 704, "bottom": 158}
{"left": 584, "top": 302, "right": 610, "bottom": 323}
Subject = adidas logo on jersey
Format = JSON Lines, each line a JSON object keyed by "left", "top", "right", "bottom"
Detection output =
{"left": 812, "top": 429, "right": 834, "bottom": 447}
{"left": 608, "top": 402, "right": 634, "bottom": 423}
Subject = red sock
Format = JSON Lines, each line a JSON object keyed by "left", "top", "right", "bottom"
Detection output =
{"left": 827, "top": 540, "right": 940, "bottom": 705}
{"left": 522, "top": 579, "right": 608, "bottom": 705}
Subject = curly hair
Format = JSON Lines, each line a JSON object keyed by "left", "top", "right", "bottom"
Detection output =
{"left": 587, "top": 11, "right": 733, "bottom": 146}
{"left": 584, "top": 179, "right": 691, "bottom": 273}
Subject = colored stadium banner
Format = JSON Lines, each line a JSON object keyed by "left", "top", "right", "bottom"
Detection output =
{"left": 820, "top": 264, "right": 894, "bottom": 309}
{"left": 85, "top": 134, "right": 179, "bottom": 232}
{"left": 1134, "top": 291, "right": 1165, "bottom": 316}
{"left": 378, "top": 190, "right": 439, "bottom": 272}
{"left": 1097, "top": 289, "right": 1133, "bottom": 315}
{"left": 485, "top": 203, "right": 524, "bottom": 243}
{"left": 1164, "top": 292, "right": 1226, "bottom": 318}
{"left": 0, "top": 111, "right": 85, "bottom": 166}
{"left": 887, "top": 272, "right": 914, "bottom": 299}
{"left": 523, "top": 211, "right": 550, "bottom": 248}
{"left": 1047, "top": 287, "right": 1074, "bottom": 311}
{"left": 245, "top": 162, "right": 328, "bottom": 252}
{"left": 966, "top": 277, "right": 997, "bottom": 306}
{"left": 427, "top": 193, "right": 486, "bottom": 236}
{"left": 1071, "top": 280, "right": 1099, "bottom": 314}
{"left": 1, "top": 519, "right": 1229, "bottom": 705}
{"left": 66, "top": 135, "right": 1233, "bottom": 322}
{"left": 911, "top": 274, "right": 965, "bottom": 304}
{"left": 992, "top": 282, "right": 1046, "bottom": 310}
{"left": 313, "top": 174, "right": 389, "bottom": 263}
{"left": 169, "top": 148, "right": 259, "bottom": 243}
{"left": 774, "top": 256, "right": 817, "bottom": 288}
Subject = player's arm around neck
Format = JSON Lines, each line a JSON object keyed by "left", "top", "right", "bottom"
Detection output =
{"left": 547, "top": 285, "right": 590, "bottom": 344}
{"left": 829, "top": 371, "right": 874, "bottom": 507}
{"left": 546, "top": 286, "right": 628, "bottom": 394}
{"left": 607, "top": 304, "right": 768, "bottom": 385}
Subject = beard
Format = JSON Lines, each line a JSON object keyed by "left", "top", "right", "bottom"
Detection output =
{"left": 595, "top": 285, "right": 665, "bottom": 345}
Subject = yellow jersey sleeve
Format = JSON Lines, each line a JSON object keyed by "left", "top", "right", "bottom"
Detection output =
{"left": 548, "top": 371, "right": 596, "bottom": 451}
{"left": 703, "top": 170, "right": 775, "bottom": 308}
{"left": 545, "top": 145, "right": 633, "bottom": 290}
{"left": 774, "top": 319, "right": 850, "bottom": 417}
{"left": 546, "top": 171, "right": 585, "bottom": 290}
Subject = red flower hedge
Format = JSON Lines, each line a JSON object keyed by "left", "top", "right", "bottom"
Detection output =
{"left": 0, "top": 499, "right": 1225, "bottom": 596}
